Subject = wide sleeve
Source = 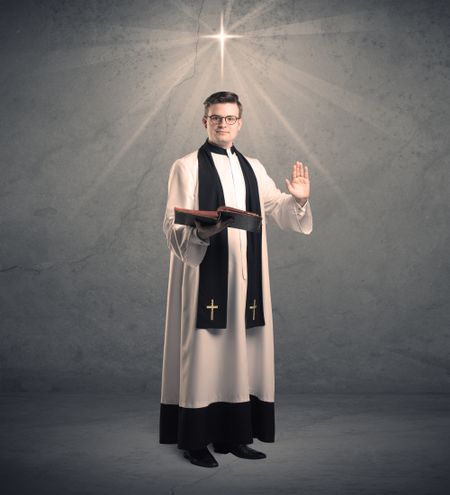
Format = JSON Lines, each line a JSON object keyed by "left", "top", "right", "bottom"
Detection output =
{"left": 163, "top": 158, "right": 210, "bottom": 267}
{"left": 255, "top": 158, "right": 313, "bottom": 234}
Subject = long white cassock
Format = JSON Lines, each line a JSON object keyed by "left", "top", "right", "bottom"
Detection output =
{"left": 159, "top": 145, "right": 313, "bottom": 450}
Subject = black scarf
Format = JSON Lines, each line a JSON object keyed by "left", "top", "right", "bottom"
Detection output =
{"left": 196, "top": 139, "right": 265, "bottom": 329}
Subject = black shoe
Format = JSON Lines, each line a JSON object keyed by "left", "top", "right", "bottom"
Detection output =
{"left": 213, "top": 443, "right": 266, "bottom": 459}
{"left": 183, "top": 447, "right": 219, "bottom": 468}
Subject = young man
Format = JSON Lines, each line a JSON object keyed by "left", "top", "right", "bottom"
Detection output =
{"left": 159, "top": 91, "right": 313, "bottom": 468}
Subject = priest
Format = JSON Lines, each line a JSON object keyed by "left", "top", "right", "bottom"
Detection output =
{"left": 159, "top": 91, "right": 313, "bottom": 468}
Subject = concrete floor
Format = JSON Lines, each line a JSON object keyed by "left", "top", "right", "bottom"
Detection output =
{"left": 1, "top": 394, "right": 449, "bottom": 495}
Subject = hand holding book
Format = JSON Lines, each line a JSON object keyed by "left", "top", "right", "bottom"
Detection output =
{"left": 194, "top": 217, "right": 234, "bottom": 241}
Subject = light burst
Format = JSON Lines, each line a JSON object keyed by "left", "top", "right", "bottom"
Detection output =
{"left": 201, "top": 12, "right": 243, "bottom": 79}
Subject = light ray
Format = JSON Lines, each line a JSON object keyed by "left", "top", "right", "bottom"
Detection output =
{"left": 226, "top": 51, "right": 264, "bottom": 155}
{"left": 69, "top": 42, "right": 215, "bottom": 217}
{"left": 237, "top": 40, "right": 418, "bottom": 141}
{"left": 233, "top": 48, "right": 363, "bottom": 220}
{"left": 168, "top": 0, "right": 212, "bottom": 33}
{"left": 161, "top": 52, "right": 218, "bottom": 157}
{"left": 44, "top": 26, "right": 199, "bottom": 54}
{"left": 240, "top": 11, "right": 389, "bottom": 38}
{"left": 223, "top": 0, "right": 235, "bottom": 28}
{"left": 37, "top": 36, "right": 199, "bottom": 74}
{"left": 91, "top": 26, "right": 198, "bottom": 43}
{"left": 227, "top": 0, "right": 281, "bottom": 32}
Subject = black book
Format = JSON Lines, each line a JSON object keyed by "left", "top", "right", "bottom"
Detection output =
{"left": 174, "top": 206, "right": 262, "bottom": 232}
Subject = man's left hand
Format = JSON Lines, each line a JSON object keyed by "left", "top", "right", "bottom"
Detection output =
{"left": 285, "top": 161, "right": 310, "bottom": 206}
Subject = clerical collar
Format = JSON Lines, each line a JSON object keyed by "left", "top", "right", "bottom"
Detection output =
{"left": 204, "top": 139, "right": 236, "bottom": 156}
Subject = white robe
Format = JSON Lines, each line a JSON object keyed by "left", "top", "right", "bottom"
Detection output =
{"left": 160, "top": 146, "right": 313, "bottom": 447}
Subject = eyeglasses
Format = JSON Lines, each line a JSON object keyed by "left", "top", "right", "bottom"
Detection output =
{"left": 206, "top": 115, "right": 240, "bottom": 125}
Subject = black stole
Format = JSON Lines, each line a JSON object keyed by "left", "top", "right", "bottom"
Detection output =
{"left": 196, "top": 139, "right": 265, "bottom": 329}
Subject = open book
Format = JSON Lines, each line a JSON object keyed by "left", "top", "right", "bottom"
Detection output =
{"left": 174, "top": 206, "right": 262, "bottom": 232}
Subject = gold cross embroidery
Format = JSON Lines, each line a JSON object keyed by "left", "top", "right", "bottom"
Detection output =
{"left": 206, "top": 299, "right": 219, "bottom": 320}
{"left": 249, "top": 299, "right": 257, "bottom": 321}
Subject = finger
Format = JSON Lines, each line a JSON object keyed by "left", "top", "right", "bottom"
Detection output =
{"left": 304, "top": 165, "right": 309, "bottom": 179}
{"left": 217, "top": 218, "right": 234, "bottom": 233}
{"left": 291, "top": 165, "right": 294, "bottom": 180}
{"left": 218, "top": 218, "right": 234, "bottom": 229}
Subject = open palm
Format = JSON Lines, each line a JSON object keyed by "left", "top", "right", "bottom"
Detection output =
{"left": 285, "top": 161, "right": 310, "bottom": 203}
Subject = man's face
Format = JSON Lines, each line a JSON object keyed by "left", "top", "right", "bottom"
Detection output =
{"left": 202, "top": 102, "right": 242, "bottom": 148}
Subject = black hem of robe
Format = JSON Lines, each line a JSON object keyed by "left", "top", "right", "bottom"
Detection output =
{"left": 159, "top": 394, "right": 275, "bottom": 450}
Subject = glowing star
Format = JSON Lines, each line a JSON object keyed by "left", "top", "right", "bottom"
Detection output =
{"left": 202, "top": 13, "right": 243, "bottom": 79}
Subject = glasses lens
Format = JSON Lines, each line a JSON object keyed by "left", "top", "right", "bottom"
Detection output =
{"left": 225, "top": 116, "right": 237, "bottom": 125}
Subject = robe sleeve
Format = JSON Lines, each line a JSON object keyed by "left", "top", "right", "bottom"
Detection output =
{"left": 254, "top": 158, "right": 313, "bottom": 234}
{"left": 163, "top": 158, "right": 210, "bottom": 267}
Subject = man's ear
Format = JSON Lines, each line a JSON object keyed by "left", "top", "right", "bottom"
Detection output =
{"left": 202, "top": 116, "right": 207, "bottom": 128}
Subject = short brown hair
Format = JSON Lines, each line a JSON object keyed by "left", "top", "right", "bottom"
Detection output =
{"left": 203, "top": 91, "right": 243, "bottom": 118}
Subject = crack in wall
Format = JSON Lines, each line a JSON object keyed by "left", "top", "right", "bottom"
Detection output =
{"left": 162, "top": 0, "right": 205, "bottom": 143}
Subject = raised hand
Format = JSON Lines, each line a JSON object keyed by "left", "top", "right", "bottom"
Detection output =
{"left": 285, "top": 161, "right": 310, "bottom": 206}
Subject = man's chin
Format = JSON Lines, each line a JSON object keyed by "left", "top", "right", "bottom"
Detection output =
{"left": 209, "top": 135, "right": 232, "bottom": 148}
{"left": 214, "top": 135, "right": 232, "bottom": 145}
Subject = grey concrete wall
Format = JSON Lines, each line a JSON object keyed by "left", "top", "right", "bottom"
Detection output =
{"left": 1, "top": 0, "right": 449, "bottom": 393}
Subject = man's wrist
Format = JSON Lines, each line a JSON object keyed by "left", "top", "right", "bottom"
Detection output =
{"left": 295, "top": 197, "right": 308, "bottom": 207}
{"left": 196, "top": 230, "right": 208, "bottom": 242}
{"left": 192, "top": 225, "right": 210, "bottom": 244}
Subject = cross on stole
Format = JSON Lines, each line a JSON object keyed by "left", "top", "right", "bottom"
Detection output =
{"left": 206, "top": 299, "right": 219, "bottom": 320}
{"left": 249, "top": 299, "right": 257, "bottom": 321}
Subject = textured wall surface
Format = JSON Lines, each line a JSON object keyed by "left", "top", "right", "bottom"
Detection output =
{"left": 1, "top": 0, "right": 449, "bottom": 393}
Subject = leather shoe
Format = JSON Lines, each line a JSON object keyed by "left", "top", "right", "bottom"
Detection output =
{"left": 183, "top": 447, "right": 219, "bottom": 468}
{"left": 213, "top": 443, "right": 266, "bottom": 459}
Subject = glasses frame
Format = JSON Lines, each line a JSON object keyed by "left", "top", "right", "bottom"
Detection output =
{"left": 206, "top": 114, "right": 240, "bottom": 126}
